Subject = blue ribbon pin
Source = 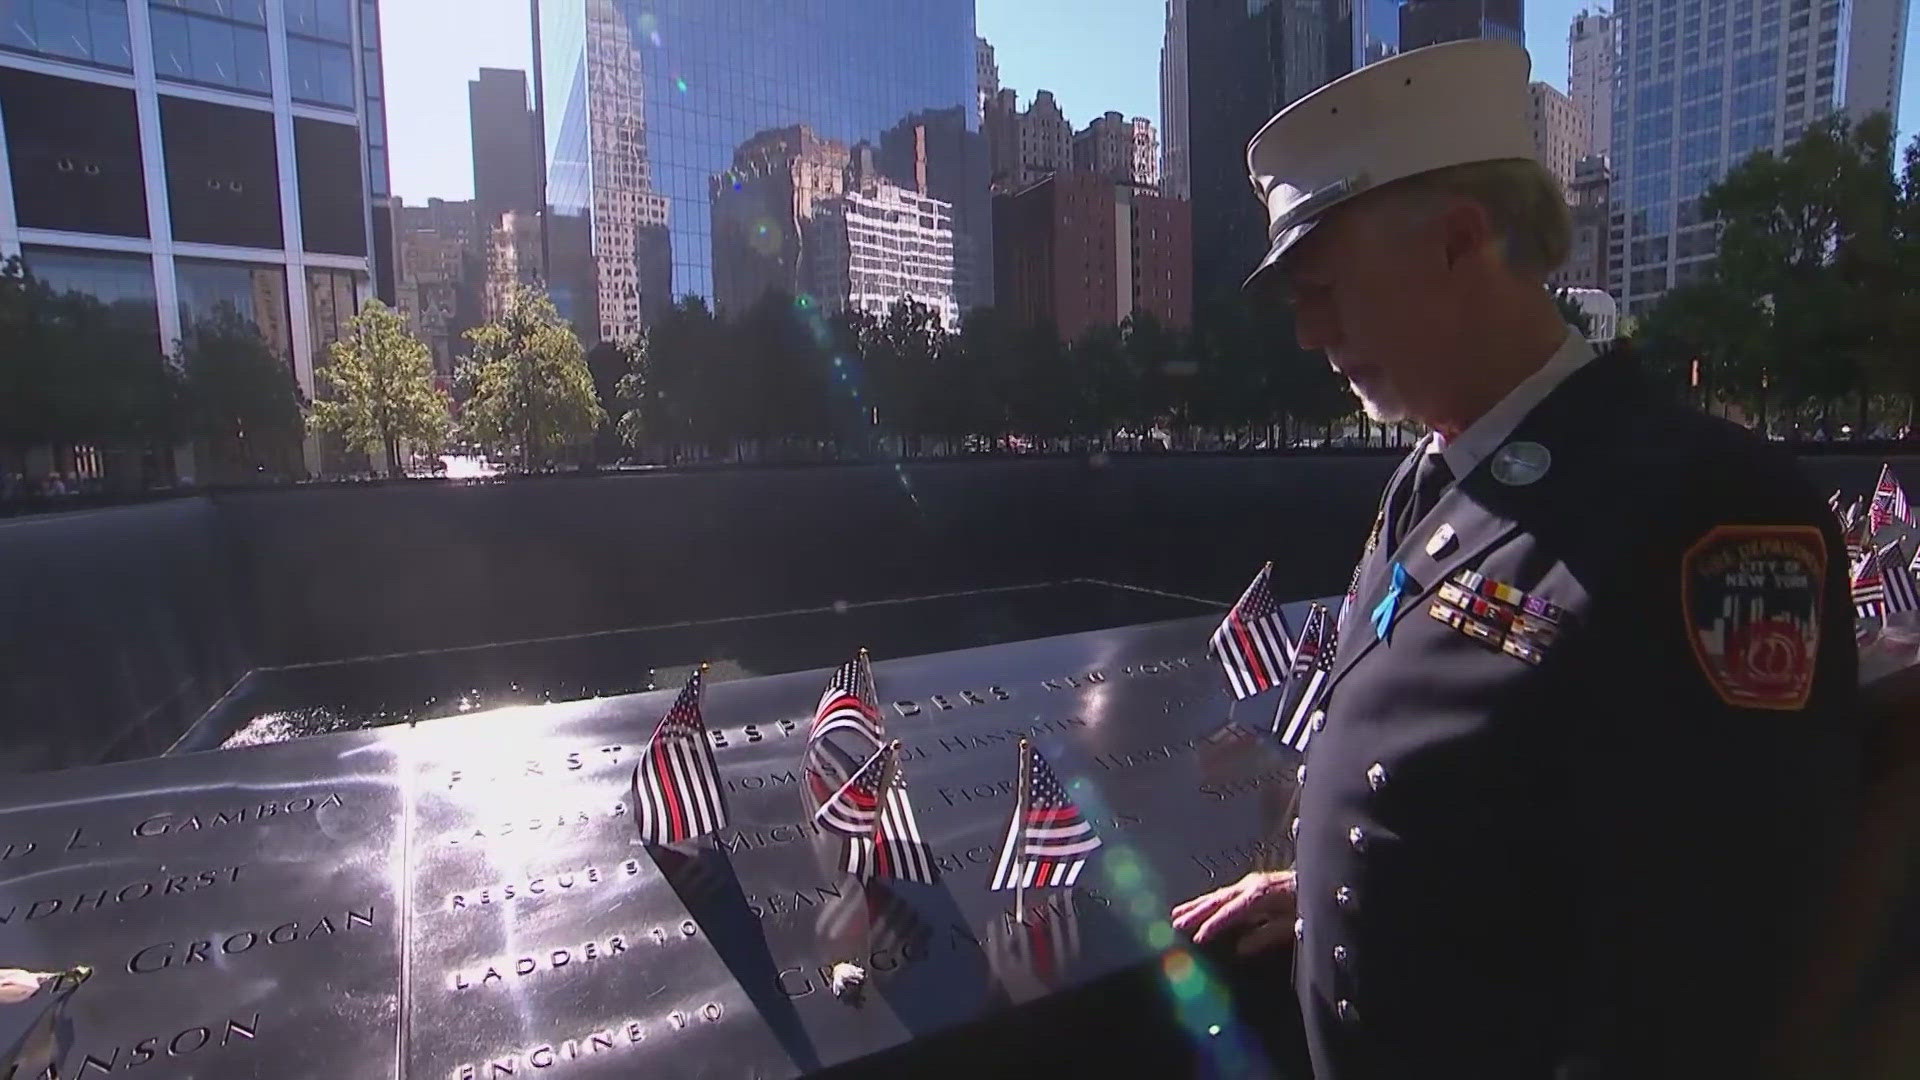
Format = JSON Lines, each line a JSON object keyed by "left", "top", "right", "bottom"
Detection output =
{"left": 1371, "top": 562, "right": 1408, "bottom": 642}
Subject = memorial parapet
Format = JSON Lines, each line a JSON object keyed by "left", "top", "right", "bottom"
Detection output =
{"left": 0, "top": 604, "right": 1328, "bottom": 1079}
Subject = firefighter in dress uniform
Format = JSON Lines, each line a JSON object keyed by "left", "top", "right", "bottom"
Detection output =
{"left": 1171, "top": 39, "right": 1863, "bottom": 1079}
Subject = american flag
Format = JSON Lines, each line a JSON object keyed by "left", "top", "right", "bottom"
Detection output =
{"left": 990, "top": 741, "right": 1103, "bottom": 891}
{"left": 632, "top": 668, "right": 728, "bottom": 845}
{"left": 811, "top": 651, "right": 884, "bottom": 744}
{"left": 1877, "top": 540, "right": 1920, "bottom": 615}
{"left": 1852, "top": 550, "right": 1887, "bottom": 620}
{"left": 1274, "top": 604, "right": 1335, "bottom": 752}
{"left": 814, "top": 742, "right": 937, "bottom": 884}
{"left": 1843, "top": 498, "right": 1871, "bottom": 560}
{"left": 1207, "top": 563, "right": 1296, "bottom": 699}
{"left": 804, "top": 651, "right": 885, "bottom": 804}
{"left": 1871, "top": 463, "right": 1915, "bottom": 533}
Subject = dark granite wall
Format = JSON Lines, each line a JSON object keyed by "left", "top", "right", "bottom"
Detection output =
{"left": 3, "top": 453, "right": 1912, "bottom": 768}
{"left": 0, "top": 497, "right": 250, "bottom": 771}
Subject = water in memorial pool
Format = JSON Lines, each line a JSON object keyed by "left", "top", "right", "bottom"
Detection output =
{"left": 206, "top": 580, "right": 1222, "bottom": 750}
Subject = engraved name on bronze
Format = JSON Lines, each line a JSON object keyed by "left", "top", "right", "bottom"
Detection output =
{"left": 127, "top": 907, "right": 375, "bottom": 974}
{"left": 1197, "top": 764, "right": 1293, "bottom": 802}
{"left": 444, "top": 746, "right": 627, "bottom": 789}
{"left": 21, "top": 1014, "right": 261, "bottom": 1078}
{"left": 1188, "top": 835, "right": 1289, "bottom": 881}
{"left": 0, "top": 866, "right": 244, "bottom": 928}
{"left": 447, "top": 862, "right": 637, "bottom": 910}
{"left": 927, "top": 716, "right": 1088, "bottom": 756}
{"left": 442, "top": 801, "right": 628, "bottom": 847}
{"left": 704, "top": 717, "right": 803, "bottom": 751}
{"left": 451, "top": 1008, "right": 722, "bottom": 1080}
{"left": 450, "top": 935, "right": 630, "bottom": 990}
{"left": 132, "top": 792, "right": 347, "bottom": 839}
{"left": 1089, "top": 722, "right": 1260, "bottom": 772}
{"left": 1040, "top": 656, "right": 1196, "bottom": 692}
{"left": 890, "top": 685, "right": 1011, "bottom": 716}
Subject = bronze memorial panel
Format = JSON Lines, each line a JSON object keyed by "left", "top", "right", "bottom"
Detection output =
{"left": 0, "top": 609, "right": 1325, "bottom": 1078}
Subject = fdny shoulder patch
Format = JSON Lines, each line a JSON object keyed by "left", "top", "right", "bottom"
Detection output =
{"left": 1681, "top": 525, "right": 1826, "bottom": 710}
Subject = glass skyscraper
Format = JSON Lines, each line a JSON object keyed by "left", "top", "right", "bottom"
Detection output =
{"left": 1609, "top": 0, "right": 1909, "bottom": 313}
{"left": 0, "top": 0, "right": 395, "bottom": 401}
{"left": 533, "top": 0, "right": 986, "bottom": 344}
{"left": 1185, "top": 0, "right": 1402, "bottom": 307}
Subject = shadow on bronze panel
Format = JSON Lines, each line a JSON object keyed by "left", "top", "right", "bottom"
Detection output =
{"left": 647, "top": 844, "right": 823, "bottom": 1074}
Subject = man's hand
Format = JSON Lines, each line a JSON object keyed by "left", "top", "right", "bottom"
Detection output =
{"left": 1170, "top": 870, "right": 1298, "bottom": 955}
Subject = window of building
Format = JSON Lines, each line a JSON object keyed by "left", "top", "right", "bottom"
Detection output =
{"left": 19, "top": 245, "right": 160, "bottom": 347}
{"left": 159, "top": 94, "right": 283, "bottom": 248}
{"left": 149, "top": 5, "right": 270, "bottom": 95}
{"left": 0, "top": 66, "right": 149, "bottom": 237}
{"left": 176, "top": 257, "right": 292, "bottom": 360}
{"left": 306, "top": 267, "right": 362, "bottom": 362}
{"left": 287, "top": 35, "right": 354, "bottom": 108}
{"left": 0, "top": 0, "right": 132, "bottom": 70}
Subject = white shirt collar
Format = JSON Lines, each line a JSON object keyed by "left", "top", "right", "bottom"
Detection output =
{"left": 1427, "top": 326, "right": 1595, "bottom": 477}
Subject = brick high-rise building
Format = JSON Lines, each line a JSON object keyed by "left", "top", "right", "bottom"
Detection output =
{"left": 395, "top": 198, "right": 483, "bottom": 377}
{"left": 1529, "top": 81, "right": 1588, "bottom": 194}
{"left": 1567, "top": 9, "right": 1614, "bottom": 161}
{"left": 1553, "top": 155, "right": 1611, "bottom": 291}
{"left": 994, "top": 172, "right": 1191, "bottom": 342}
{"left": 1074, "top": 112, "right": 1160, "bottom": 188}
{"left": 485, "top": 211, "right": 544, "bottom": 321}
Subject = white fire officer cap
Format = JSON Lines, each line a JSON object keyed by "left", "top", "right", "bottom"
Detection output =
{"left": 1243, "top": 38, "right": 1537, "bottom": 290}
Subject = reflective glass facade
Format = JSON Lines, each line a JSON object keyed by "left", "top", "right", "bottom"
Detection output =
{"left": 0, "top": 0, "right": 132, "bottom": 71}
{"left": 534, "top": 0, "right": 985, "bottom": 343}
{"left": 1609, "top": 0, "right": 1861, "bottom": 312}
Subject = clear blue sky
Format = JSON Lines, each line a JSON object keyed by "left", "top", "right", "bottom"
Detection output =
{"left": 385, "top": 0, "right": 1920, "bottom": 205}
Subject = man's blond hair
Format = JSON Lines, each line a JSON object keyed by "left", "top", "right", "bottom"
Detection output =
{"left": 1384, "top": 159, "right": 1572, "bottom": 281}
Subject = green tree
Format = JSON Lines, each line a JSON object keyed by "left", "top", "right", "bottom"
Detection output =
{"left": 2, "top": 259, "right": 182, "bottom": 478}
{"left": 457, "top": 285, "right": 606, "bottom": 471}
{"left": 308, "top": 299, "right": 450, "bottom": 477}
{"left": 179, "top": 307, "right": 306, "bottom": 483}
{"left": 1640, "top": 111, "right": 1908, "bottom": 433}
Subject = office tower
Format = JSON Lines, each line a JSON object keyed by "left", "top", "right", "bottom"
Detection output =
{"left": 1609, "top": 0, "right": 1912, "bottom": 312}
{"left": 395, "top": 197, "right": 483, "bottom": 377}
{"left": 1074, "top": 112, "right": 1161, "bottom": 189}
{"left": 534, "top": 0, "right": 986, "bottom": 339}
{"left": 1, "top": 0, "right": 395, "bottom": 404}
{"left": 486, "top": 210, "right": 546, "bottom": 321}
{"left": 994, "top": 172, "right": 1192, "bottom": 341}
{"left": 468, "top": 68, "right": 541, "bottom": 233}
{"left": 976, "top": 35, "right": 998, "bottom": 118}
{"left": 983, "top": 87, "right": 1075, "bottom": 193}
{"left": 1568, "top": 9, "right": 1615, "bottom": 160}
{"left": 1399, "top": 0, "right": 1525, "bottom": 50}
{"left": 1530, "top": 81, "right": 1589, "bottom": 194}
{"left": 1553, "top": 155, "right": 1612, "bottom": 290}
{"left": 1020, "top": 90, "right": 1074, "bottom": 188}
{"left": 1161, "top": 0, "right": 1191, "bottom": 199}
{"left": 1187, "top": 0, "right": 1356, "bottom": 306}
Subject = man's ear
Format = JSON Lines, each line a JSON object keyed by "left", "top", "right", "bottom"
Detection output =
{"left": 1439, "top": 199, "right": 1498, "bottom": 271}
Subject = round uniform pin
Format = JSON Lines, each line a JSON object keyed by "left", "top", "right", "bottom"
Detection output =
{"left": 1490, "top": 441, "right": 1551, "bottom": 486}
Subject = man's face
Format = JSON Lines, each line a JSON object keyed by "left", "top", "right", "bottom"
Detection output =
{"left": 1273, "top": 194, "right": 1460, "bottom": 425}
